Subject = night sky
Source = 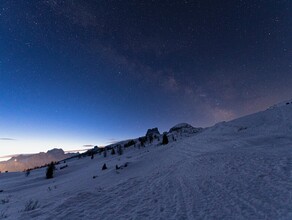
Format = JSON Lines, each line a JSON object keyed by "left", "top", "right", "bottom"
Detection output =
{"left": 0, "top": 0, "right": 291, "bottom": 157}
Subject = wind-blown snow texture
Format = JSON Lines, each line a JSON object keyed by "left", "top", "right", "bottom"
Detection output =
{"left": 0, "top": 102, "right": 291, "bottom": 219}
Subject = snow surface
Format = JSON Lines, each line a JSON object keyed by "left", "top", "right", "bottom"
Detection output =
{"left": 0, "top": 103, "right": 292, "bottom": 219}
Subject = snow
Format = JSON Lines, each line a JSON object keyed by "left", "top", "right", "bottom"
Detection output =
{"left": 0, "top": 102, "right": 292, "bottom": 219}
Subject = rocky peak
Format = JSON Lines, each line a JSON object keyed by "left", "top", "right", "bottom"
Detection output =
{"left": 146, "top": 128, "right": 160, "bottom": 137}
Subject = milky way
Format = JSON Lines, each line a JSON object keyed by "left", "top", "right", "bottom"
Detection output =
{"left": 0, "top": 0, "right": 291, "bottom": 155}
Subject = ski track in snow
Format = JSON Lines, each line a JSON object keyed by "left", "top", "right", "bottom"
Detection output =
{"left": 1, "top": 104, "right": 292, "bottom": 219}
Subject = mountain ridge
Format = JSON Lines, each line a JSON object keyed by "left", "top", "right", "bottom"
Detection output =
{"left": 0, "top": 148, "right": 76, "bottom": 172}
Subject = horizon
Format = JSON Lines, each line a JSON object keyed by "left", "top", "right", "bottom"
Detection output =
{"left": 1, "top": 1, "right": 291, "bottom": 158}
{"left": 0, "top": 147, "right": 92, "bottom": 162}
{"left": 0, "top": 102, "right": 282, "bottom": 159}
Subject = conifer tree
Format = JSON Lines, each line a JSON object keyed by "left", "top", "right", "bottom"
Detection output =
{"left": 46, "top": 162, "right": 55, "bottom": 179}
{"left": 102, "top": 163, "right": 107, "bottom": 170}
{"left": 117, "top": 145, "right": 123, "bottom": 155}
{"left": 162, "top": 133, "right": 169, "bottom": 145}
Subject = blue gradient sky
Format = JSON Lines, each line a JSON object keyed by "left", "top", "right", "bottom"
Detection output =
{"left": 0, "top": 0, "right": 291, "bottom": 157}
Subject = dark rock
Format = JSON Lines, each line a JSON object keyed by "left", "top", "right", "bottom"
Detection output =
{"left": 169, "top": 123, "right": 202, "bottom": 135}
{"left": 146, "top": 128, "right": 160, "bottom": 137}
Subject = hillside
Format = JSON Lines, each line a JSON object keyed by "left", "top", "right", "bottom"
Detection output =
{"left": 0, "top": 102, "right": 291, "bottom": 219}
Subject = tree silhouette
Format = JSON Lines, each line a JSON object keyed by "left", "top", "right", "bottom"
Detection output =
{"left": 102, "top": 163, "right": 107, "bottom": 170}
{"left": 46, "top": 162, "right": 55, "bottom": 179}
{"left": 162, "top": 134, "right": 169, "bottom": 145}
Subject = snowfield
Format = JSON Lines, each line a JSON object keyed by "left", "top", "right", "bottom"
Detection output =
{"left": 0, "top": 102, "right": 292, "bottom": 219}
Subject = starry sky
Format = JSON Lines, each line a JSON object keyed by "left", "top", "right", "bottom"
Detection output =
{"left": 0, "top": 0, "right": 291, "bottom": 158}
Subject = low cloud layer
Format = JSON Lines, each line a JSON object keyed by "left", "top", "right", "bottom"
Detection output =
{"left": 0, "top": 138, "right": 16, "bottom": 141}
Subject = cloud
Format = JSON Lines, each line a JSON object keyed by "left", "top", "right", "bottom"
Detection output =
{"left": 83, "top": 144, "right": 94, "bottom": 148}
{"left": 0, "top": 138, "right": 16, "bottom": 141}
{"left": 106, "top": 138, "right": 119, "bottom": 144}
{"left": 64, "top": 149, "right": 89, "bottom": 154}
{"left": 0, "top": 154, "right": 20, "bottom": 158}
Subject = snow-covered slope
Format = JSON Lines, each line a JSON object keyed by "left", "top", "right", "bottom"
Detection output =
{"left": 0, "top": 103, "right": 291, "bottom": 219}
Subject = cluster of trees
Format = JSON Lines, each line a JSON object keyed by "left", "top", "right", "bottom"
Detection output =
{"left": 137, "top": 133, "right": 169, "bottom": 147}
{"left": 124, "top": 140, "right": 136, "bottom": 148}
{"left": 42, "top": 132, "right": 172, "bottom": 180}
{"left": 103, "top": 145, "right": 124, "bottom": 158}
{"left": 138, "top": 136, "right": 147, "bottom": 147}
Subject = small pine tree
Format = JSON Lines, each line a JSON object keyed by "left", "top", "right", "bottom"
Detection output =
{"left": 162, "top": 133, "right": 169, "bottom": 145}
{"left": 103, "top": 149, "right": 107, "bottom": 157}
{"left": 111, "top": 148, "right": 116, "bottom": 155}
{"left": 46, "top": 162, "right": 55, "bottom": 179}
{"left": 117, "top": 145, "right": 123, "bottom": 155}
{"left": 25, "top": 169, "right": 30, "bottom": 177}
{"left": 102, "top": 163, "right": 107, "bottom": 170}
{"left": 139, "top": 137, "right": 146, "bottom": 147}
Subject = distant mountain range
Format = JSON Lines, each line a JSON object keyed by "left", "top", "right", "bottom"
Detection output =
{"left": 0, "top": 122, "right": 202, "bottom": 173}
{"left": 0, "top": 148, "right": 76, "bottom": 172}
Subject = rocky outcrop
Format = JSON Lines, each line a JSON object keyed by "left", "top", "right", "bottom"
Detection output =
{"left": 169, "top": 123, "right": 202, "bottom": 135}
{"left": 146, "top": 128, "right": 160, "bottom": 137}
